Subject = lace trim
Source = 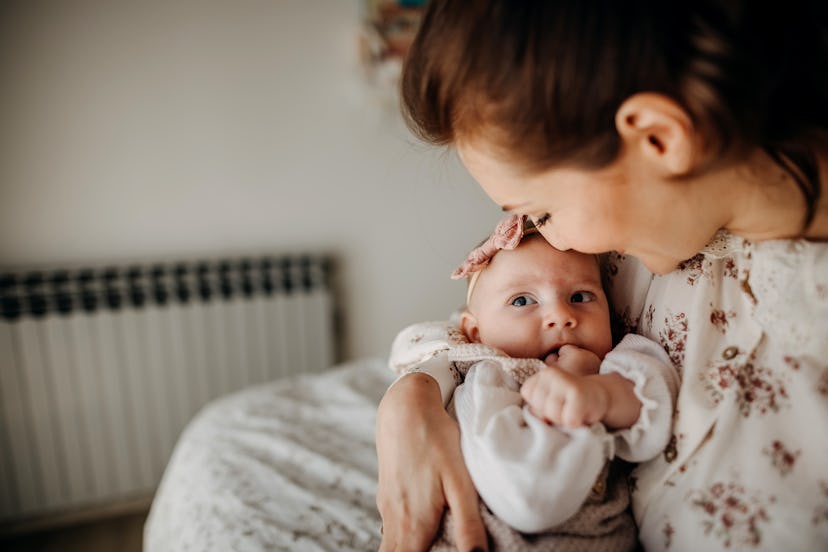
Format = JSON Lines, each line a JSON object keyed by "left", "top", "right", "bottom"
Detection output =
{"left": 748, "top": 238, "right": 828, "bottom": 356}
{"left": 699, "top": 230, "right": 747, "bottom": 259}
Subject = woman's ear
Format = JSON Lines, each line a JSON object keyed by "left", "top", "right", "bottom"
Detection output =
{"left": 459, "top": 310, "right": 481, "bottom": 343}
{"left": 615, "top": 93, "right": 697, "bottom": 176}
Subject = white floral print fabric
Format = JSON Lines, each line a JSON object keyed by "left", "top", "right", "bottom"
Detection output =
{"left": 604, "top": 231, "right": 828, "bottom": 550}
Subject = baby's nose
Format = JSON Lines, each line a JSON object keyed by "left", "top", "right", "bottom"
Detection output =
{"left": 544, "top": 302, "right": 576, "bottom": 329}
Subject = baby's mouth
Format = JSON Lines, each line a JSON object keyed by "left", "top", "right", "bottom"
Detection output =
{"left": 541, "top": 347, "right": 561, "bottom": 365}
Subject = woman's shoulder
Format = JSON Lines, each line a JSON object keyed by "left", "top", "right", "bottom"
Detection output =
{"left": 602, "top": 230, "right": 828, "bottom": 337}
{"left": 611, "top": 229, "right": 828, "bottom": 290}
{"left": 742, "top": 232, "right": 828, "bottom": 305}
{"left": 663, "top": 231, "right": 828, "bottom": 312}
{"left": 670, "top": 231, "right": 826, "bottom": 358}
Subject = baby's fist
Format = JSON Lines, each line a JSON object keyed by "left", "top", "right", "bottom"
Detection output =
{"left": 547, "top": 344, "right": 601, "bottom": 377}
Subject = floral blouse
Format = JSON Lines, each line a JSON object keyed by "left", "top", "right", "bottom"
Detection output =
{"left": 604, "top": 231, "right": 828, "bottom": 550}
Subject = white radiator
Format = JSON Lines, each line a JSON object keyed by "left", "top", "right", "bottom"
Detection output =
{"left": 0, "top": 255, "right": 338, "bottom": 522}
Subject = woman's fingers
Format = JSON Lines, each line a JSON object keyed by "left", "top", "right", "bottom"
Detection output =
{"left": 377, "top": 513, "right": 441, "bottom": 551}
{"left": 376, "top": 468, "right": 445, "bottom": 551}
{"left": 375, "top": 372, "right": 467, "bottom": 550}
{"left": 444, "top": 468, "right": 488, "bottom": 552}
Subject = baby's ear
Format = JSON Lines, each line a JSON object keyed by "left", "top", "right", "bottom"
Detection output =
{"left": 459, "top": 310, "right": 481, "bottom": 343}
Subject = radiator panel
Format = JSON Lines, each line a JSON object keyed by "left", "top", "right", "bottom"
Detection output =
{"left": 0, "top": 255, "right": 337, "bottom": 522}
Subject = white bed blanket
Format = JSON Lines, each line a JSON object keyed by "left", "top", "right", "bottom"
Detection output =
{"left": 144, "top": 358, "right": 394, "bottom": 551}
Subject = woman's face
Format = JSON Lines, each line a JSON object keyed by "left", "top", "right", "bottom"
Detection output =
{"left": 458, "top": 142, "right": 711, "bottom": 274}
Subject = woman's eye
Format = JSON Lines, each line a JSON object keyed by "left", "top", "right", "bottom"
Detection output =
{"left": 534, "top": 213, "right": 551, "bottom": 227}
{"left": 570, "top": 291, "right": 595, "bottom": 303}
{"left": 511, "top": 295, "right": 537, "bottom": 307}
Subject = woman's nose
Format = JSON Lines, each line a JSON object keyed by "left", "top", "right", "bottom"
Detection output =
{"left": 544, "top": 302, "right": 577, "bottom": 329}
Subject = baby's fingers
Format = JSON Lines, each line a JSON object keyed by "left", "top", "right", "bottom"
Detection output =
{"left": 522, "top": 370, "right": 562, "bottom": 409}
{"left": 520, "top": 369, "right": 558, "bottom": 404}
{"left": 560, "top": 397, "right": 591, "bottom": 428}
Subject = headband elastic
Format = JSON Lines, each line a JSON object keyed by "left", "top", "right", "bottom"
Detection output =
{"left": 451, "top": 214, "right": 538, "bottom": 304}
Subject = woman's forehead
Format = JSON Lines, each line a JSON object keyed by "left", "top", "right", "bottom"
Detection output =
{"left": 458, "top": 141, "right": 525, "bottom": 181}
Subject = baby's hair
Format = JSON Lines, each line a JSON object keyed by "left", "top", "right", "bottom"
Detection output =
{"left": 402, "top": 0, "right": 827, "bottom": 230}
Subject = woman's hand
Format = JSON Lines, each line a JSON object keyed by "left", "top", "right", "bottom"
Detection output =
{"left": 376, "top": 372, "right": 488, "bottom": 552}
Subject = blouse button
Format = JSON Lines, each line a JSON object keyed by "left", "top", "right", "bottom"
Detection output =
{"left": 664, "top": 434, "right": 678, "bottom": 463}
{"left": 592, "top": 479, "right": 605, "bottom": 495}
{"left": 722, "top": 346, "right": 739, "bottom": 360}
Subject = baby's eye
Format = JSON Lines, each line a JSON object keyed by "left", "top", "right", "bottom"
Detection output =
{"left": 511, "top": 295, "right": 537, "bottom": 307}
{"left": 533, "top": 213, "right": 551, "bottom": 227}
{"left": 570, "top": 291, "right": 596, "bottom": 303}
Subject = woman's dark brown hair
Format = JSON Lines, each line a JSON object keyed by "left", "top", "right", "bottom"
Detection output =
{"left": 401, "top": 0, "right": 827, "bottom": 229}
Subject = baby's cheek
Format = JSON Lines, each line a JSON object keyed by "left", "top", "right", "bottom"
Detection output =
{"left": 489, "top": 327, "right": 537, "bottom": 359}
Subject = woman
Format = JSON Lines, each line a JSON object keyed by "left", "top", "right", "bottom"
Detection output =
{"left": 376, "top": 1, "right": 828, "bottom": 550}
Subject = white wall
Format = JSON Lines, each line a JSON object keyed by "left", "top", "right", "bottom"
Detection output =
{"left": 0, "top": 0, "right": 502, "bottom": 360}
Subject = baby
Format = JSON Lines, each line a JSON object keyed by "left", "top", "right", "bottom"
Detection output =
{"left": 389, "top": 215, "right": 678, "bottom": 550}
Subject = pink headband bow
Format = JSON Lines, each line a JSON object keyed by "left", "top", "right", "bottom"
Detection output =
{"left": 452, "top": 214, "right": 532, "bottom": 296}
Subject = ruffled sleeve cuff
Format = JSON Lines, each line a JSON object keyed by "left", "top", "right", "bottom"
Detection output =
{"left": 599, "top": 334, "right": 679, "bottom": 462}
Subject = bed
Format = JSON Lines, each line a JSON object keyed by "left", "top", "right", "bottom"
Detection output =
{"left": 143, "top": 358, "right": 394, "bottom": 551}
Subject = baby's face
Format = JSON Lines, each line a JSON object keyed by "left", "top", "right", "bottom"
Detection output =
{"left": 463, "top": 237, "right": 613, "bottom": 370}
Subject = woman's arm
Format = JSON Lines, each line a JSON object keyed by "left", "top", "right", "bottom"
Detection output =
{"left": 375, "top": 372, "right": 488, "bottom": 552}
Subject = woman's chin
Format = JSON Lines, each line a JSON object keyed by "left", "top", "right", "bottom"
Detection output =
{"left": 640, "top": 255, "right": 682, "bottom": 275}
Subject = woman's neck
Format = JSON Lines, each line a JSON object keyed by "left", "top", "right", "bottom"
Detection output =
{"left": 723, "top": 148, "right": 828, "bottom": 241}
{"left": 805, "top": 152, "right": 828, "bottom": 239}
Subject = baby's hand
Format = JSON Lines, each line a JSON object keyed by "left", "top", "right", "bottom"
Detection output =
{"left": 521, "top": 349, "right": 609, "bottom": 428}
{"left": 544, "top": 344, "right": 601, "bottom": 377}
